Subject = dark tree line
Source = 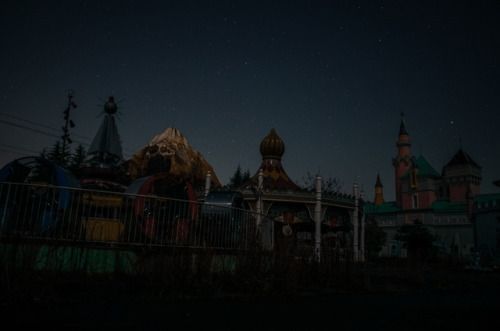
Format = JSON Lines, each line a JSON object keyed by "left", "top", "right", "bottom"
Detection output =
{"left": 395, "top": 220, "right": 434, "bottom": 264}
{"left": 299, "top": 171, "right": 343, "bottom": 193}
{"left": 225, "top": 164, "right": 250, "bottom": 190}
{"left": 40, "top": 141, "right": 86, "bottom": 178}
{"left": 365, "top": 218, "right": 387, "bottom": 259}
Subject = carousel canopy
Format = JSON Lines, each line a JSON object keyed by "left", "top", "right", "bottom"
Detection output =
{"left": 0, "top": 156, "right": 80, "bottom": 188}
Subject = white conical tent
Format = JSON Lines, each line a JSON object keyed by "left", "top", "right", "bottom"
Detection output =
{"left": 86, "top": 114, "right": 124, "bottom": 164}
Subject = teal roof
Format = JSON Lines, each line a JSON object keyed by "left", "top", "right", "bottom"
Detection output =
{"left": 474, "top": 193, "right": 500, "bottom": 204}
{"left": 365, "top": 200, "right": 469, "bottom": 214}
{"left": 430, "top": 200, "right": 466, "bottom": 212}
{"left": 402, "top": 155, "right": 440, "bottom": 178}
{"left": 364, "top": 201, "right": 401, "bottom": 214}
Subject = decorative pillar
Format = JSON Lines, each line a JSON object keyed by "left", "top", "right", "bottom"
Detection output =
{"left": 353, "top": 181, "right": 359, "bottom": 262}
{"left": 314, "top": 174, "right": 322, "bottom": 262}
{"left": 256, "top": 169, "right": 263, "bottom": 229}
{"left": 360, "top": 190, "right": 365, "bottom": 262}
{"left": 204, "top": 171, "right": 211, "bottom": 197}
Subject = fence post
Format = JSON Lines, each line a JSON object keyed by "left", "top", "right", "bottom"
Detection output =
{"left": 353, "top": 181, "right": 359, "bottom": 262}
{"left": 314, "top": 174, "right": 322, "bottom": 262}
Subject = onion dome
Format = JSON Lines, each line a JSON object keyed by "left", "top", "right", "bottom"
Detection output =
{"left": 242, "top": 129, "right": 300, "bottom": 191}
{"left": 260, "top": 128, "right": 285, "bottom": 160}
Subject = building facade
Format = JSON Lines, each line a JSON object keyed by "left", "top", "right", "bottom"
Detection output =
{"left": 231, "top": 129, "right": 363, "bottom": 261}
{"left": 366, "top": 114, "right": 482, "bottom": 262}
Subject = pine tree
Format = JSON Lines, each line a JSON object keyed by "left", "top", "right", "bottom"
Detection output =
{"left": 242, "top": 169, "right": 250, "bottom": 183}
{"left": 227, "top": 164, "right": 250, "bottom": 189}
{"left": 45, "top": 141, "right": 70, "bottom": 166}
{"left": 41, "top": 141, "right": 85, "bottom": 177}
{"left": 365, "top": 218, "right": 387, "bottom": 259}
{"left": 68, "top": 144, "right": 86, "bottom": 178}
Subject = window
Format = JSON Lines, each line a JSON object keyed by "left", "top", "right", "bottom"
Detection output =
{"left": 410, "top": 168, "right": 419, "bottom": 189}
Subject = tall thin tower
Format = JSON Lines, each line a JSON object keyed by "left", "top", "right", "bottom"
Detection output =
{"left": 392, "top": 113, "right": 412, "bottom": 207}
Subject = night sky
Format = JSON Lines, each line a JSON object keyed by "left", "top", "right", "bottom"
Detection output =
{"left": 1, "top": 0, "right": 499, "bottom": 201}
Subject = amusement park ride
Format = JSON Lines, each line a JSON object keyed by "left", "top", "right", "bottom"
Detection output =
{"left": 0, "top": 91, "right": 360, "bottom": 263}
{"left": 0, "top": 91, "right": 250, "bottom": 248}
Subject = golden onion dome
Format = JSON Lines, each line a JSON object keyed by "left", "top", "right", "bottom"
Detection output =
{"left": 260, "top": 128, "right": 285, "bottom": 160}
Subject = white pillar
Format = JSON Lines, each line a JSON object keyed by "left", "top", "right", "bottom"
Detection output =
{"left": 314, "top": 174, "right": 322, "bottom": 262}
{"left": 353, "top": 181, "right": 359, "bottom": 262}
{"left": 204, "top": 171, "right": 211, "bottom": 197}
{"left": 360, "top": 190, "right": 365, "bottom": 262}
{"left": 256, "top": 169, "right": 263, "bottom": 229}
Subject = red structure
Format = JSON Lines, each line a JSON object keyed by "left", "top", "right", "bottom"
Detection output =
{"left": 392, "top": 113, "right": 413, "bottom": 207}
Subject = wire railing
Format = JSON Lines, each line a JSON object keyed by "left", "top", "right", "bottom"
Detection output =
{"left": 0, "top": 182, "right": 259, "bottom": 250}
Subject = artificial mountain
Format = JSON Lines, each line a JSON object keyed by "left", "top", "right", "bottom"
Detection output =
{"left": 123, "top": 127, "right": 221, "bottom": 190}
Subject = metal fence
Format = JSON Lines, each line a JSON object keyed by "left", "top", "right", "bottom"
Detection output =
{"left": 0, "top": 182, "right": 258, "bottom": 250}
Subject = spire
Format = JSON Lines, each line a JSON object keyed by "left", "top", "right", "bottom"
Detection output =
{"left": 86, "top": 114, "right": 124, "bottom": 163}
{"left": 374, "top": 173, "right": 385, "bottom": 206}
{"left": 399, "top": 112, "right": 409, "bottom": 136}
{"left": 393, "top": 112, "right": 412, "bottom": 207}
{"left": 375, "top": 173, "right": 383, "bottom": 187}
{"left": 81, "top": 96, "right": 126, "bottom": 186}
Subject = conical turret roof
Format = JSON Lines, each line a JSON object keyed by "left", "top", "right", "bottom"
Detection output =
{"left": 85, "top": 96, "right": 124, "bottom": 167}
{"left": 375, "top": 173, "right": 383, "bottom": 187}
{"left": 445, "top": 148, "right": 480, "bottom": 169}
{"left": 399, "top": 113, "right": 409, "bottom": 136}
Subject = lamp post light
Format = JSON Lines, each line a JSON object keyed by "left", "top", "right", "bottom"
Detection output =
{"left": 61, "top": 89, "right": 77, "bottom": 165}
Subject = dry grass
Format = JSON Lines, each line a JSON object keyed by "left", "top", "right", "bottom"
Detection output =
{"left": 2, "top": 240, "right": 499, "bottom": 307}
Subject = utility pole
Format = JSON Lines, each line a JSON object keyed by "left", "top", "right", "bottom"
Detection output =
{"left": 61, "top": 89, "right": 77, "bottom": 165}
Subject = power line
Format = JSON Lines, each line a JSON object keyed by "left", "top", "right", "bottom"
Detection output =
{"left": 0, "top": 113, "right": 137, "bottom": 154}
{"left": 0, "top": 112, "right": 91, "bottom": 141}
{"left": 0, "top": 143, "right": 41, "bottom": 154}
{"left": 0, "top": 119, "right": 63, "bottom": 140}
{"left": 0, "top": 115, "right": 137, "bottom": 158}
{"left": 0, "top": 119, "right": 90, "bottom": 148}
{"left": 0, "top": 149, "right": 33, "bottom": 157}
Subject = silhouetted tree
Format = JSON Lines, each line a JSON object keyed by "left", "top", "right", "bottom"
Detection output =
{"left": 41, "top": 141, "right": 70, "bottom": 167}
{"left": 395, "top": 220, "right": 434, "bottom": 265}
{"left": 226, "top": 164, "right": 250, "bottom": 189}
{"left": 41, "top": 142, "right": 86, "bottom": 177}
{"left": 68, "top": 144, "right": 86, "bottom": 178}
{"left": 365, "top": 218, "right": 387, "bottom": 259}
{"left": 299, "top": 171, "right": 343, "bottom": 192}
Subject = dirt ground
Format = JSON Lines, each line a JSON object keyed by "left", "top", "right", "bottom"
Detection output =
{"left": 2, "top": 267, "right": 500, "bottom": 330}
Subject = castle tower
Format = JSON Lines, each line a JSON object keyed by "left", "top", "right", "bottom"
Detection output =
{"left": 443, "top": 147, "right": 481, "bottom": 203}
{"left": 374, "top": 173, "right": 385, "bottom": 206}
{"left": 392, "top": 113, "right": 413, "bottom": 207}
